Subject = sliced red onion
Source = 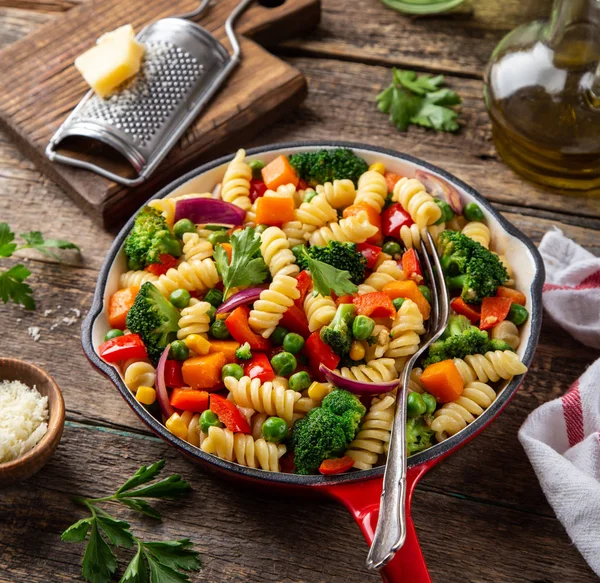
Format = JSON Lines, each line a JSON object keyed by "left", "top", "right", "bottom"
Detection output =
{"left": 415, "top": 170, "right": 463, "bottom": 215}
{"left": 319, "top": 364, "right": 400, "bottom": 395}
{"left": 216, "top": 287, "right": 264, "bottom": 314}
{"left": 156, "top": 346, "right": 175, "bottom": 418}
{"left": 174, "top": 198, "right": 245, "bottom": 225}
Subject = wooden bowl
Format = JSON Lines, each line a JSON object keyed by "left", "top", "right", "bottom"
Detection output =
{"left": 0, "top": 358, "right": 65, "bottom": 486}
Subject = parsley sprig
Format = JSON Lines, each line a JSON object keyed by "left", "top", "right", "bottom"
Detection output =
{"left": 376, "top": 68, "right": 461, "bottom": 133}
{"left": 62, "top": 460, "right": 201, "bottom": 583}
{"left": 0, "top": 222, "right": 80, "bottom": 309}
{"left": 214, "top": 227, "right": 269, "bottom": 297}
{"left": 297, "top": 246, "right": 358, "bottom": 297}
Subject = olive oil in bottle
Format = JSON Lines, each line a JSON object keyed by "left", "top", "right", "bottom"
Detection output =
{"left": 484, "top": 0, "right": 600, "bottom": 192}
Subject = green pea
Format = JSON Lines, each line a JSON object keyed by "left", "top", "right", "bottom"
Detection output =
{"left": 407, "top": 392, "right": 426, "bottom": 418}
{"left": 464, "top": 202, "right": 484, "bottom": 222}
{"left": 382, "top": 241, "right": 402, "bottom": 256}
{"left": 164, "top": 236, "right": 183, "bottom": 258}
{"left": 249, "top": 159, "right": 265, "bottom": 179}
{"left": 283, "top": 333, "right": 305, "bottom": 354}
{"left": 271, "top": 351, "right": 297, "bottom": 377}
{"left": 207, "top": 305, "right": 217, "bottom": 324}
{"left": 199, "top": 410, "right": 222, "bottom": 433}
{"left": 418, "top": 285, "right": 432, "bottom": 303}
{"left": 421, "top": 393, "right": 437, "bottom": 415}
{"left": 433, "top": 198, "right": 454, "bottom": 224}
{"left": 208, "top": 230, "right": 230, "bottom": 245}
{"left": 169, "top": 340, "right": 189, "bottom": 361}
{"left": 507, "top": 303, "right": 529, "bottom": 326}
{"left": 271, "top": 326, "right": 288, "bottom": 346}
{"left": 304, "top": 190, "right": 318, "bottom": 203}
{"left": 170, "top": 288, "right": 191, "bottom": 309}
{"left": 392, "top": 298, "right": 405, "bottom": 311}
{"left": 352, "top": 315, "right": 375, "bottom": 340}
{"left": 204, "top": 288, "right": 223, "bottom": 308}
{"left": 210, "top": 319, "right": 231, "bottom": 340}
{"left": 255, "top": 224, "right": 268, "bottom": 235}
{"left": 105, "top": 329, "right": 124, "bottom": 341}
{"left": 222, "top": 363, "right": 244, "bottom": 381}
{"left": 262, "top": 417, "right": 289, "bottom": 443}
{"left": 173, "top": 219, "right": 196, "bottom": 239}
{"left": 289, "top": 371, "right": 311, "bottom": 392}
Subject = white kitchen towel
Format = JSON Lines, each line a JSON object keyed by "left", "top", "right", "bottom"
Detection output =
{"left": 519, "top": 229, "right": 600, "bottom": 576}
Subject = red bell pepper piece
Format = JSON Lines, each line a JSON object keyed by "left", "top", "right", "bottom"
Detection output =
{"left": 356, "top": 242, "right": 381, "bottom": 269}
{"left": 336, "top": 294, "right": 354, "bottom": 305}
{"left": 479, "top": 296, "right": 512, "bottom": 331}
{"left": 280, "top": 304, "right": 310, "bottom": 338}
{"left": 319, "top": 456, "right": 355, "bottom": 475}
{"left": 304, "top": 331, "right": 340, "bottom": 372}
{"left": 401, "top": 248, "right": 423, "bottom": 283}
{"left": 352, "top": 292, "right": 396, "bottom": 319}
{"left": 384, "top": 171, "right": 403, "bottom": 193}
{"left": 145, "top": 254, "right": 178, "bottom": 277}
{"left": 98, "top": 334, "right": 148, "bottom": 363}
{"left": 450, "top": 297, "right": 481, "bottom": 324}
{"left": 382, "top": 203, "right": 413, "bottom": 239}
{"left": 164, "top": 360, "right": 184, "bottom": 388}
{"left": 294, "top": 270, "right": 313, "bottom": 309}
{"left": 279, "top": 451, "right": 296, "bottom": 473}
{"left": 225, "top": 306, "right": 270, "bottom": 351}
{"left": 496, "top": 286, "right": 526, "bottom": 306}
{"left": 210, "top": 393, "right": 251, "bottom": 433}
{"left": 249, "top": 179, "right": 268, "bottom": 203}
{"left": 297, "top": 178, "right": 309, "bottom": 191}
{"left": 245, "top": 353, "right": 275, "bottom": 383}
{"left": 170, "top": 389, "right": 209, "bottom": 413}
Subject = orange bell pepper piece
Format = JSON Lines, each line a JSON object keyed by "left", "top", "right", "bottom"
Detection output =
{"left": 479, "top": 296, "right": 512, "bottom": 330}
{"left": 496, "top": 286, "right": 526, "bottom": 306}
{"left": 450, "top": 297, "right": 481, "bottom": 324}
{"left": 169, "top": 389, "right": 210, "bottom": 413}
{"left": 108, "top": 286, "right": 138, "bottom": 330}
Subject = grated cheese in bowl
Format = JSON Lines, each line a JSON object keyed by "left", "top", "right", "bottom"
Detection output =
{"left": 0, "top": 380, "right": 49, "bottom": 464}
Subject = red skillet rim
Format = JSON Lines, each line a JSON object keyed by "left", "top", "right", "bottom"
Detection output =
{"left": 81, "top": 140, "right": 545, "bottom": 486}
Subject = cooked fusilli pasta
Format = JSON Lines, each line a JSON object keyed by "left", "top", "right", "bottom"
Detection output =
{"left": 358, "top": 260, "right": 405, "bottom": 294}
{"left": 259, "top": 227, "right": 299, "bottom": 278}
{"left": 355, "top": 170, "right": 388, "bottom": 212}
{"left": 461, "top": 221, "right": 491, "bottom": 249}
{"left": 249, "top": 273, "right": 300, "bottom": 338}
{"left": 123, "top": 359, "right": 156, "bottom": 393}
{"left": 491, "top": 320, "right": 521, "bottom": 351}
{"left": 335, "top": 358, "right": 398, "bottom": 384}
{"left": 366, "top": 325, "right": 391, "bottom": 360}
{"left": 221, "top": 149, "right": 252, "bottom": 211}
{"left": 153, "top": 258, "right": 219, "bottom": 297}
{"left": 385, "top": 299, "right": 425, "bottom": 358}
{"left": 177, "top": 299, "right": 212, "bottom": 339}
{"left": 179, "top": 410, "right": 201, "bottom": 447}
{"left": 304, "top": 292, "right": 337, "bottom": 332}
{"left": 182, "top": 232, "right": 213, "bottom": 262}
{"left": 316, "top": 179, "right": 356, "bottom": 209}
{"left": 119, "top": 270, "right": 158, "bottom": 288}
{"left": 393, "top": 178, "right": 442, "bottom": 229}
{"left": 309, "top": 211, "right": 378, "bottom": 246}
{"left": 399, "top": 222, "right": 446, "bottom": 251}
{"left": 294, "top": 192, "right": 338, "bottom": 228}
{"left": 453, "top": 350, "right": 527, "bottom": 384}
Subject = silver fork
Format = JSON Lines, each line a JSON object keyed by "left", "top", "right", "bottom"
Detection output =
{"left": 365, "top": 229, "right": 449, "bottom": 571}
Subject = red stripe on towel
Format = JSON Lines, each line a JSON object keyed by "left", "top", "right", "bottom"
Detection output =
{"left": 543, "top": 270, "right": 600, "bottom": 293}
{"left": 562, "top": 380, "right": 584, "bottom": 448}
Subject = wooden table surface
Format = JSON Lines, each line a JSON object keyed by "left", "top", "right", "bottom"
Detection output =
{"left": 1, "top": 1, "right": 599, "bottom": 582}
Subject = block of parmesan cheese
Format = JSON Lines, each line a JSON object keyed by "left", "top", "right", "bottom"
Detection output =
{"left": 74, "top": 24, "right": 145, "bottom": 98}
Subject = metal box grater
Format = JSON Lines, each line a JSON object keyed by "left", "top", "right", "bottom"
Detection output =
{"left": 46, "top": 0, "right": 253, "bottom": 186}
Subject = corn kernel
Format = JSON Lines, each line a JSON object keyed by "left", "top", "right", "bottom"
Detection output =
{"left": 165, "top": 413, "right": 189, "bottom": 439}
{"left": 136, "top": 386, "right": 156, "bottom": 405}
{"left": 184, "top": 334, "right": 211, "bottom": 355}
{"left": 308, "top": 381, "right": 333, "bottom": 402}
{"left": 369, "top": 162, "right": 386, "bottom": 175}
{"left": 349, "top": 340, "right": 366, "bottom": 361}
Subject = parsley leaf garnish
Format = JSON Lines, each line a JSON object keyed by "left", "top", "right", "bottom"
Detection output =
{"left": 0, "top": 223, "right": 17, "bottom": 257}
{"left": 62, "top": 460, "right": 201, "bottom": 583}
{"left": 376, "top": 68, "right": 461, "bottom": 133}
{"left": 19, "top": 230, "right": 80, "bottom": 260}
{"left": 214, "top": 227, "right": 269, "bottom": 297}
{"left": 297, "top": 247, "right": 358, "bottom": 297}
{"left": 0, "top": 264, "right": 35, "bottom": 309}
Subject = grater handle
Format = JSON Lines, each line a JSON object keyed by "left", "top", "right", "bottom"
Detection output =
{"left": 175, "top": 0, "right": 212, "bottom": 21}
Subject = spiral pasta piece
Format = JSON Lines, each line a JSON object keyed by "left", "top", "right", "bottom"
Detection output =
{"left": 393, "top": 178, "right": 442, "bottom": 229}
{"left": 182, "top": 232, "right": 213, "bottom": 262}
{"left": 399, "top": 222, "right": 446, "bottom": 251}
{"left": 123, "top": 359, "right": 156, "bottom": 393}
{"left": 385, "top": 299, "right": 425, "bottom": 359}
{"left": 179, "top": 410, "right": 201, "bottom": 447}
{"left": 177, "top": 299, "right": 211, "bottom": 339}
{"left": 294, "top": 192, "right": 338, "bottom": 228}
{"left": 316, "top": 179, "right": 356, "bottom": 209}
{"left": 282, "top": 221, "right": 315, "bottom": 247}
{"left": 408, "top": 367, "right": 424, "bottom": 393}
{"left": 431, "top": 382, "right": 497, "bottom": 442}
{"left": 358, "top": 260, "right": 405, "bottom": 294}
{"left": 355, "top": 170, "right": 388, "bottom": 212}
{"left": 224, "top": 376, "right": 300, "bottom": 425}
{"left": 304, "top": 292, "right": 337, "bottom": 332}
{"left": 309, "top": 211, "right": 378, "bottom": 246}
{"left": 335, "top": 358, "right": 398, "bottom": 384}
{"left": 260, "top": 227, "right": 299, "bottom": 278}
{"left": 461, "top": 221, "right": 491, "bottom": 249}
{"left": 249, "top": 413, "right": 268, "bottom": 440}
{"left": 365, "top": 325, "right": 391, "bottom": 361}
{"left": 491, "top": 320, "right": 521, "bottom": 351}
{"left": 153, "top": 258, "right": 220, "bottom": 297}
{"left": 201, "top": 426, "right": 285, "bottom": 472}
{"left": 221, "top": 149, "right": 252, "bottom": 211}
{"left": 453, "top": 350, "right": 527, "bottom": 384}
{"left": 249, "top": 273, "right": 300, "bottom": 338}
{"left": 119, "top": 270, "right": 158, "bottom": 288}
{"left": 345, "top": 393, "right": 395, "bottom": 470}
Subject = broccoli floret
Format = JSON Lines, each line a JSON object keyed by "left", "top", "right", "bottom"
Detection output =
{"left": 488, "top": 339, "right": 513, "bottom": 352}
{"left": 440, "top": 314, "right": 472, "bottom": 339}
{"left": 289, "top": 148, "right": 369, "bottom": 187}
{"left": 294, "top": 241, "right": 366, "bottom": 285}
{"left": 124, "top": 206, "right": 181, "bottom": 270}
{"left": 235, "top": 342, "right": 252, "bottom": 360}
{"left": 320, "top": 303, "right": 356, "bottom": 357}
{"left": 438, "top": 231, "right": 508, "bottom": 303}
{"left": 292, "top": 389, "right": 365, "bottom": 474}
{"left": 407, "top": 417, "right": 434, "bottom": 455}
{"left": 125, "top": 282, "right": 181, "bottom": 365}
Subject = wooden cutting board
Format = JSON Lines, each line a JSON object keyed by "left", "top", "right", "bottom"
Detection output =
{"left": 0, "top": 0, "right": 320, "bottom": 227}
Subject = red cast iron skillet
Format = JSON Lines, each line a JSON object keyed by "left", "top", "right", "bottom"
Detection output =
{"left": 82, "top": 141, "right": 544, "bottom": 582}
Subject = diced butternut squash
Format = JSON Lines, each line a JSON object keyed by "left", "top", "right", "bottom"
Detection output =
{"left": 261, "top": 155, "right": 299, "bottom": 190}
{"left": 255, "top": 197, "right": 295, "bottom": 226}
{"left": 208, "top": 340, "right": 240, "bottom": 363}
{"left": 420, "top": 360, "right": 464, "bottom": 403}
{"left": 182, "top": 353, "right": 227, "bottom": 390}
{"left": 108, "top": 286, "right": 138, "bottom": 329}
{"left": 382, "top": 280, "right": 431, "bottom": 320}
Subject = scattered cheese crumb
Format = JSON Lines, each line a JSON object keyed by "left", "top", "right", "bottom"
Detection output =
{"left": 0, "top": 380, "right": 49, "bottom": 463}
{"left": 28, "top": 327, "right": 41, "bottom": 342}
{"left": 43, "top": 309, "right": 54, "bottom": 317}
{"left": 62, "top": 316, "right": 78, "bottom": 326}
{"left": 71, "top": 308, "right": 81, "bottom": 318}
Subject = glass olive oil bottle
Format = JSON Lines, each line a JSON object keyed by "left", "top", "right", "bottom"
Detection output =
{"left": 484, "top": 0, "right": 600, "bottom": 191}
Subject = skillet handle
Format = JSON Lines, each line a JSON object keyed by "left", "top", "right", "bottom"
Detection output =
{"left": 323, "top": 463, "right": 433, "bottom": 583}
